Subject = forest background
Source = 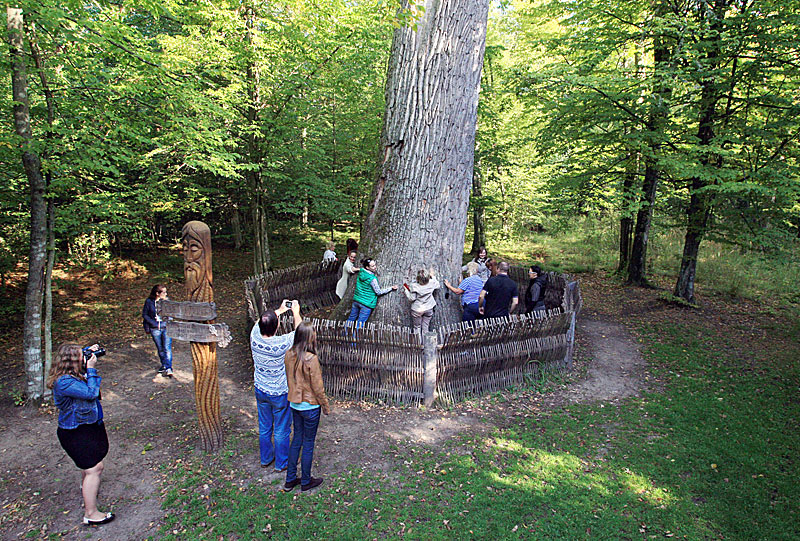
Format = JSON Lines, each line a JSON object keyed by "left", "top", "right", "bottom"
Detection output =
{"left": 2, "top": 0, "right": 799, "bottom": 402}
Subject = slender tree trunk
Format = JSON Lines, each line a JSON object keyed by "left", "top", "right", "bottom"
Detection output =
{"left": 333, "top": 0, "right": 491, "bottom": 327}
{"left": 43, "top": 198, "right": 55, "bottom": 398}
{"left": 674, "top": 0, "right": 727, "bottom": 303}
{"left": 8, "top": 7, "right": 47, "bottom": 400}
{"left": 231, "top": 206, "right": 243, "bottom": 250}
{"left": 471, "top": 166, "right": 486, "bottom": 255}
{"left": 628, "top": 7, "right": 671, "bottom": 286}
{"left": 618, "top": 154, "right": 637, "bottom": 274}
{"left": 245, "top": 7, "right": 270, "bottom": 274}
{"left": 29, "top": 22, "right": 57, "bottom": 399}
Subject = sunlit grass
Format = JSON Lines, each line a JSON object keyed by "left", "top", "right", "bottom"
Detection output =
{"left": 483, "top": 216, "right": 800, "bottom": 307}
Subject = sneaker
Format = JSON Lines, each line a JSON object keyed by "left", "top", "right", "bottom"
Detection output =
{"left": 283, "top": 478, "right": 301, "bottom": 492}
{"left": 301, "top": 477, "right": 324, "bottom": 492}
{"left": 164, "top": 368, "right": 173, "bottom": 377}
{"left": 157, "top": 367, "right": 166, "bottom": 374}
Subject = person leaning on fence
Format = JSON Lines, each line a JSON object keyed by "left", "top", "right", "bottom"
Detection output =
{"left": 347, "top": 258, "right": 398, "bottom": 324}
{"left": 250, "top": 299, "right": 302, "bottom": 472}
{"left": 525, "top": 265, "right": 548, "bottom": 314}
{"left": 283, "top": 321, "right": 330, "bottom": 492}
{"left": 335, "top": 250, "right": 360, "bottom": 300}
{"left": 444, "top": 261, "right": 486, "bottom": 322}
{"left": 403, "top": 267, "right": 440, "bottom": 334}
{"left": 479, "top": 261, "right": 519, "bottom": 318}
{"left": 322, "top": 241, "right": 337, "bottom": 263}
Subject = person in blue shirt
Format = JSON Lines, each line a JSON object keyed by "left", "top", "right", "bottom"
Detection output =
{"left": 48, "top": 343, "right": 115, "bottom": 526}
{"left": 444, "top": 262, "right": 487, "bottom": 322}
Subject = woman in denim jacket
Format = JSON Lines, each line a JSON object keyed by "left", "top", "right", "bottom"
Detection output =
{"left": 48, "top": 343, "right": 114, "bottom": 526}
{"left": 143, "top": 284, "right": 173, "bottom": 376}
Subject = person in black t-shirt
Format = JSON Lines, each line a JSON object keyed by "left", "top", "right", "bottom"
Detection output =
{"left": 478, "top": 261, "right": 519, "bottom": 318}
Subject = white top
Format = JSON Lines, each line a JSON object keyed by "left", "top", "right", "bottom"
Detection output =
{"left": 404, "top": 278, "right": 441, "bottom": 314}
{"left": 322, "top": 249, "right": 337, "bottom": 263}
{"left": 336, "top": 258, "right": 358, "bottom": 299}
{"left": 250, "top": 324, "right": 295, "bottom": 395}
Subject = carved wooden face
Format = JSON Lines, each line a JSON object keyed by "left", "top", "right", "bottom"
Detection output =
{"left": 182, "top": 221, "right": 212, "bottom": 299}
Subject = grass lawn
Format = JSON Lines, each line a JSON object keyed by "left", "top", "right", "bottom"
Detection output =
{"left": 156, "top": 312, "right": 799, "bottom": 539}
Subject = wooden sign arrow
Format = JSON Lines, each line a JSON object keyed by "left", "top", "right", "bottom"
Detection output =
{"left": 157, "top": 299, "right": 217, "bottom": 321}
{"left": 167, "top": 321, "right": 232, "bottom": 348}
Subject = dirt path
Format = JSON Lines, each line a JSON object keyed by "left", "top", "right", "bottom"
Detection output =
{"left": 0, "top": 293, "right": 644, "bottom": 539}
{"left": 565, "top": 317, "right": 645, "bottom": 404}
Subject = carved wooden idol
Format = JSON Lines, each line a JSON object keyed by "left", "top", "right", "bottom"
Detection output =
{"left": 182, "top": 220, "right": 223, "bottom": 452}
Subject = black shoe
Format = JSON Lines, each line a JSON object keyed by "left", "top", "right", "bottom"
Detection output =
{"left": 83, "top": 512, "right": 115, "bottom": 526}
{"left": 301, "top": 477, "right": 324, "bottom": 492}
{"left": 261, "top": 459, "right": 275, "bottom": 469}
{"left": 283, "top": 478, "right": 301, "bottom": 492}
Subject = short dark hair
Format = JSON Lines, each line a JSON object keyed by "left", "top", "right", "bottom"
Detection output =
{"left": 530, "top": 265, "right": 542, "bottom": 275}
{"left": 361, "top": 258, "right": 374, "bottom": 269}
{"left": 498, "top": 261, "right": 510, "bottom": 273}
{"left": 258, "top": 310, "right": 279, "bottom": 337}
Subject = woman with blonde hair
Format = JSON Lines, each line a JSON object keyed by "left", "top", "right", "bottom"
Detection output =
{"left": 283, "top": 321, "right": 330, "bottom": 492}
{"left": 403, "top": 267, "right": 440, "bottom": 334}
{"left": 48, "top": 343, "right": 114, "bottom": 526}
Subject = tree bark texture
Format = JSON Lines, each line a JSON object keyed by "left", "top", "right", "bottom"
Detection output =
{"left": 8, "top": 8, "right": 47, "bottom": 400}
{"left": 674, "top": 0, "right": 726, "bottom": 304}
{"left": 334, "top": 0, "right": 490, "bottom": 327}
{"left": 182, "top": 221, "right": 223, "bottom": 452}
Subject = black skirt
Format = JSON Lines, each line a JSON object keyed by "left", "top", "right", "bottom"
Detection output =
{"left": 57, "top": 421, "right": 109, "bottom": 470}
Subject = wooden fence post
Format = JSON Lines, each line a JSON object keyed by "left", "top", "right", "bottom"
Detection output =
{"left": 565, "top": 311, "right": 576, "bottom": 371}
{"left": 423, "top": 332, "right": 438, "bottom": 407}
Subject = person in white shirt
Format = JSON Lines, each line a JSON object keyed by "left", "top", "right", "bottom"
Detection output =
{"left": 251, "top": 299, "right": 302, "bottom": 472}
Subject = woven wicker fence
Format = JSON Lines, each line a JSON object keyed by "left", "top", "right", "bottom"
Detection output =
{"left": 245, "top": 264, "right": 581, "bottom": 405}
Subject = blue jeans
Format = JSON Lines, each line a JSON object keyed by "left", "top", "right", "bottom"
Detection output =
{"left": 255, "top": 389, "right": 291, "bottom": 469}
{"left": 150, "top": 328, "right": 172, "bottom": 371}
{"left": 286, "top": 407, "right": 321, "bottom": 486}
{"left": 462, "top": 302, "right": 480, "bottom": 322}
{"left": 347, "top": 301, "right": 373, "bottom": 325}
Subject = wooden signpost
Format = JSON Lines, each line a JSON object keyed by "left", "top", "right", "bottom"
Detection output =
{"left": 157, "top": 220, "right": 229, "bottom": 452}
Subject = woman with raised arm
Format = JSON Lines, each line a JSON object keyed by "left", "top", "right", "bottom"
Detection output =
{"left": 403, "top": 267, "right": 440, "bottom": 334}
{"left": 283, "top": 321, "right": 331, "bottom": 492}
{"left": 346, "top": 258, "right": 398, "bottom": 324}
{"left": 48, "top": 343, "right": 115, "bottom": 526}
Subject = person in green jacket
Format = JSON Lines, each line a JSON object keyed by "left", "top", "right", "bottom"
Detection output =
{"left": 347, "top": 258, "right": 397, "bottom": 324}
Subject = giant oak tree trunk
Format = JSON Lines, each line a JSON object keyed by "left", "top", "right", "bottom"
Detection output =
{"left": 334, "top": 0, "right": 491, "bottom": 327}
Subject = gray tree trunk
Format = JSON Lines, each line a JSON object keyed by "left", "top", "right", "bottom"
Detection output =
{"left": 333, "top": 0, "right": 491, "bottom": 327}
{"left": 8, "top": 7, "right": 47, "bottom": 400}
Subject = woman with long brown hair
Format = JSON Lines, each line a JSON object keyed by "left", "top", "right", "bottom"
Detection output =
{"left": 48, "top": 343, "right": 114, "bottom": 526}
{"left": 282, "top": 321, "right": 330, "bottom": 492}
